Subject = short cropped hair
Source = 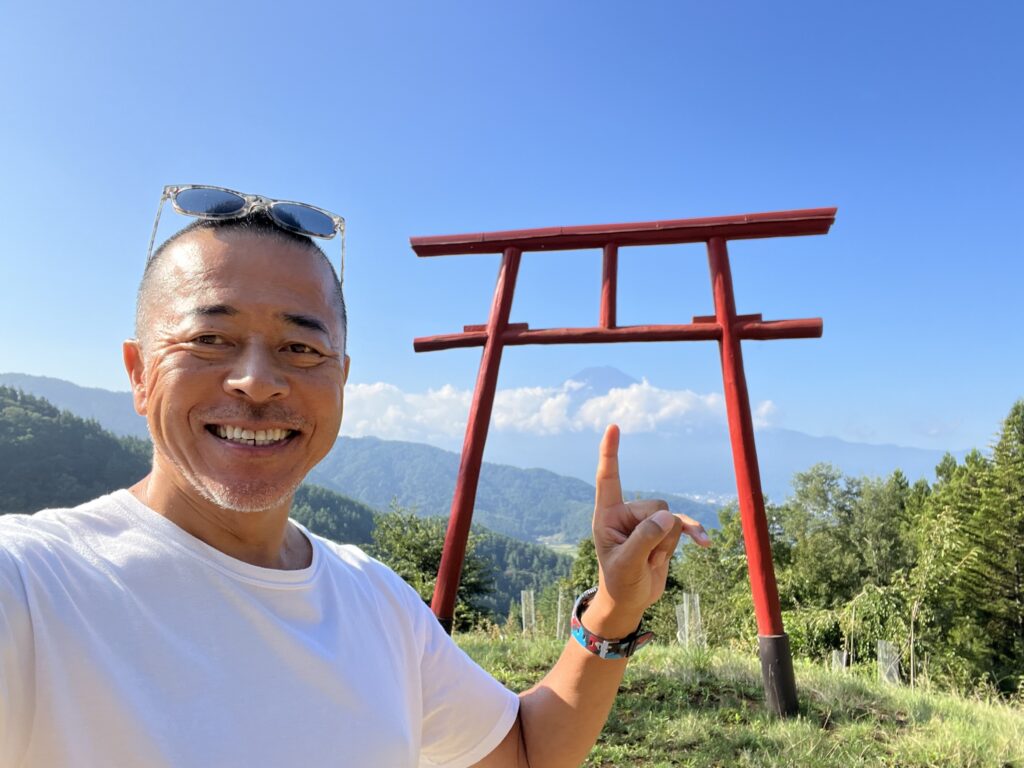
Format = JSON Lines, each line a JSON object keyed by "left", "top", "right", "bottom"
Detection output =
{"left": 135, "top": 211, "right": 347, "bottom": 353}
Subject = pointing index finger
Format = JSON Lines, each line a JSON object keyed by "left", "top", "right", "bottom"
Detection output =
{"left": 595, "top": 424, "right": 624, "bottom": 508}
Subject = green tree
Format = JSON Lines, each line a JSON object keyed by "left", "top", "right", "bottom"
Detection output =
{"left": 852, "top": 470, "right": 914, "bottom": 587}
{"left": 370, "top": 503, "right": 494, "bottom": 631}
{"left": 289, "top": 484, "right": 377, "bottom": 546}
{"left": 774, "top": 464, "right": 863, "bottom": 609}
{"left": 977, "top": 400, "right": 1024, "bottom": 691}
{"left": 535, "top": 577, "right": 573, "bottom": 637}
{"left": 472, "top": 527, "right": 571, "bottom": 621}
{"left": 676, "top": 505, "right": 757, "bottom": 648}
{"left": 908, "top": 449, "right": 993, "bottom": 688}
{"left": 570, "top": 537, "right": 598, "bottom": 593}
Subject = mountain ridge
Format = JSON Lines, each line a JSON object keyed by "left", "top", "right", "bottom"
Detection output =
{"left": 0, "top": 370, "right": 958, "bottom": 507}
{"left": 0, "top": 373, "right": 718, "bottom": 543}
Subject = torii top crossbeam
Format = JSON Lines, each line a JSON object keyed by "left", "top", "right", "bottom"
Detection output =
{"left": 410, "top": 206, "right": 837, "bottom": 717}
{"left": 412, "top": 207, "right": 835, "bottom": 254}
{"left": 412, "top": 208, "right": 832, "bottom": 352}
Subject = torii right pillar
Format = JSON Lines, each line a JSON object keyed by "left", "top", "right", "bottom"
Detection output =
{"left": 708, "top": 236, "right": 798, "bottom": 716}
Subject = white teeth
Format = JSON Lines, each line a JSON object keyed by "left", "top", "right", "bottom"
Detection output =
{"left": 213, "top": 425, "right": 293, "bottom": 446}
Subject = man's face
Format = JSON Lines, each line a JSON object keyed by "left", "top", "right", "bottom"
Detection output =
{"left": 125, "top": 228, "right": 348, "bottom": 513}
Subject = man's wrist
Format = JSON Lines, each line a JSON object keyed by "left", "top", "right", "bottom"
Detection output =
{"left": 580, "top": 590, "right": 646, "bottom": 640}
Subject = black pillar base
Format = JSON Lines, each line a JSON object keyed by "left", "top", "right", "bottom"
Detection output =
{"left": 437, "top": 616, "right": 454, "bottom": 635}
{"left": 758, "top": 633, "right": 799, "bottom": 717}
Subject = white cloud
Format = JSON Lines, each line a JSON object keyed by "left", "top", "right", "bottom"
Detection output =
{"left": 342, "top": 378, "right": 766, "bottom": 442}
{"left": 344, "top": 382, "right": 471, "bottom": 442}
{"left": 493, "top": 384, "right": 575, "bottom": 434}
{"left": 753, "top": 400, "right": 777, "bottom": 428}
{"left": 574, "top": 380, "right": 724, "bottom": 433}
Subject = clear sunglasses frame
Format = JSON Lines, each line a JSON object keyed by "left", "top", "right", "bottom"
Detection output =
{"left": 146, "top": 184, "right": 346, "bottom": 282}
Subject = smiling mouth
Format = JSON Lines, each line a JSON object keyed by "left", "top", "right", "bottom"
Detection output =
{"left": 206, "top": 425, "right": 298, "bottom": 447}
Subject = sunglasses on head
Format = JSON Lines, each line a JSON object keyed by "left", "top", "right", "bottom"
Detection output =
{"left": 147, "top": 184, "right": 346, "bottom": 280}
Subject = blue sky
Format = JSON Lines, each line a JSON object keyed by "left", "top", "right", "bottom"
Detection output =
{"left": 1, "top": 1, "right": 1021, "bottom": 455}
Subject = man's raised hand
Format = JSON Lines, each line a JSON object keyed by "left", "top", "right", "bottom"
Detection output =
{"left": 587, "top": 424, "right": 711, "bottom": 637}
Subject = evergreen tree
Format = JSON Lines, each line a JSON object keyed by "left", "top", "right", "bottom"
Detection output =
{"left": 290, "top": 484, "right": 377, "bottom": 545}
{"left": 676, "top": 505, "right": 757, "bottom": 647}
{"left": 472, "top": 527, "right": 571, "bottom": 621}
{"left": 774, "top": 464, "right": 863, "bottom": 608}
{"left": 977, "top": 400, "right": 1024, "bottom": 691}
{"left": 570, "top": 537, "right": 599, "bottom": 593}
{"left": 370, "top": 503, "right": 494, "bottom": 631}
{"left": 909, "top": 450, "right": 992, "bottom": 688}
{"left": 504, "top": 597, "right": 523, "bottom": 636}
{"left": 853, "top": 470, "right": 914, "bottom": 587}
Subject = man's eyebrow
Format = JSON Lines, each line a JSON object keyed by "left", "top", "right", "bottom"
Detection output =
{"left": 189, "top": 304, "right": 238, "bottom": 318}
{"left": 183, "top": 305, "right": 328, "bottom": 335}
{"left": 280, "top": 312, "right": 329, "bottom": 335}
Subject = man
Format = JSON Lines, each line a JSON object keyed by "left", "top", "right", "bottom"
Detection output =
{"left": 0, "top": 186, "right": 710, "bottom": 767}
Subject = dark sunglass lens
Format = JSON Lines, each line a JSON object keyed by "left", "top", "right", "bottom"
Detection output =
{"left": 174, "top": 188, "right": 246, "bottom": 216}
{"left": 271, "top": 203, "right": 335, "bottom": 237}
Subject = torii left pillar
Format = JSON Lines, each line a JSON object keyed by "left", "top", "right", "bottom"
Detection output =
{"left": 428, "top": 247, "right": 522, "bottom": 637}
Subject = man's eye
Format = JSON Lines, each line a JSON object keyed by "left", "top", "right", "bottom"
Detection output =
{"left": 286, "top": 343, "right": 321, "bottom": 356}
{"left": 193, "top": 334, "right": 227, "bottom": 345}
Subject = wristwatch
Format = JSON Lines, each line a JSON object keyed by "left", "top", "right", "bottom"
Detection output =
{"left": 570, "top": 587, "right": 654, "bottom": 659}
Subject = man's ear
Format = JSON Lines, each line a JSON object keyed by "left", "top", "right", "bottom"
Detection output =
{"left": 123, "top": 339, "right": 148, "bottom": 416}
{"left": 342, "top": 354, "right": 351, "bottom": 386}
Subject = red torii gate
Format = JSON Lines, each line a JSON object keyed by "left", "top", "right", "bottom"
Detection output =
{"left": 410, "top": 207, "right": 836, "bottom": 716}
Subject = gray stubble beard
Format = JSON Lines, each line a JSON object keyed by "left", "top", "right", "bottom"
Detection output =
{"left": 150, "top": 435, "right": 302, "bottom": 515}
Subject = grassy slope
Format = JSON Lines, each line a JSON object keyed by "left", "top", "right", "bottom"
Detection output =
{"left": 458, "top": 636, "right": 1024, "bottom": 768}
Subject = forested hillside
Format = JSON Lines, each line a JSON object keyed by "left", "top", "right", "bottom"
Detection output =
{"left": 288, "top": 483, "right": 378, "bottom": 546}
{"left": 0, "top": 386, "right": 151, "bottom": 513}
{"left": 308, "top": 435, "right": 718, "bottom": 544}
{"left": 289, "top": 486, "right": 571, "bottom": 622}
{"left": 0, "top": 374, "right": 719, "bottom": 546}
{"left": 0, "top": 373, "right": 149, "bottom": 439}
{"left": 308, "top": 436, "right": 597, "bottom": 543}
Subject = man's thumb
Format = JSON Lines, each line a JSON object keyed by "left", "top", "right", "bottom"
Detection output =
{"left": 620, "top": 509, "right": 675, "bottom": 562}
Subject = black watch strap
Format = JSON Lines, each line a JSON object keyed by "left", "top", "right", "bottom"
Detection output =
{"left": 570, "top": 587, "right": 654, "bottom": 659}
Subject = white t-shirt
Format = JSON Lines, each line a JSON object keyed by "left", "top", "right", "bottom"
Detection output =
{"left": 0, "top": 490, "right": 519, "bottom": 768}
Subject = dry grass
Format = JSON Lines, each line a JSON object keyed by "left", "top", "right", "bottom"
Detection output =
{"left": 459, "top": 635, "right": 1024, "bottom": 767}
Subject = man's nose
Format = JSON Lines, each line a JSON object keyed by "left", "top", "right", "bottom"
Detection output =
{"left": 224, "top": 344, "right": 290, "bottom": 403}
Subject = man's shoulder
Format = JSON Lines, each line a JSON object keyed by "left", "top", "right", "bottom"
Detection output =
{"left": 306, "top": 532, "right": 404, "bottom": 589}
{"left": 303, "top": 531, "right": 430, "bottom": 620}
{"left": 0, "top": 491, "right": 132, "bottom": 565}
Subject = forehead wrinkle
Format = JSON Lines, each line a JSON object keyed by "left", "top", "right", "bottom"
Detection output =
{"left": 166, "top": 235, "right": 336, "bottom": 301}
{"left": 142, "top": 229, "right": 345, "bottom": 350}
{"left": 189, "top": 304, "right": 239, "bottom": 318}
